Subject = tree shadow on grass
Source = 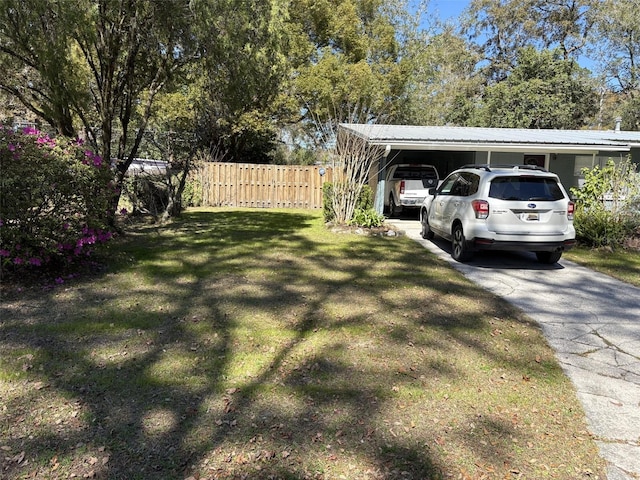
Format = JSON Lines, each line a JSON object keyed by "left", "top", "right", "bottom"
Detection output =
{"left": 0, "top": 209, "right": 602, "bottom": 479}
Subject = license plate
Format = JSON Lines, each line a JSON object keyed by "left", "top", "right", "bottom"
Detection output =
{"left": 526, "top": 213, "right": 539, "bottom": 221}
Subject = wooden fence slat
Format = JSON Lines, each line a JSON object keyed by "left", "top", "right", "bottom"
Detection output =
{"left": 192, "top": 162, "right": 332, "bottom": 209}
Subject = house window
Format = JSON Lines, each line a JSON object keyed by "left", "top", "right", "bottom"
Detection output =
{"left": 574, "top": 155, "right": 594, "bottom": 187}
{"left": 523, "top": 154, "right": 546, "bottom": 168}
{"left": 574, "top": 156, "right": 593, "bottom": 176}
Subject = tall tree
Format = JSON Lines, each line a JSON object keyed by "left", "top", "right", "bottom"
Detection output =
{"left": 0, "top": 0, "right": 86, "bottom": 136}
{"left": 592, "top": 0, "right": 640, "bottom": 130}
{"left": 401, "top": 27, "right": 482, "bottom": 125}
{"left": 471, "top": 47, "right": 597, "bottom": 129}
{"left": 530, "top": 0, "right": 596, "bottom": 60}
{"left": 194, "top": 0, "right": 292, "bottom": 163}
{"left": 136, "top": 82, "right": 200, "bottom": 221}
{"left": 463, "top": 0, "right": 597, "bottom": 82}
{"left": 462, "top": 0, "right": 536, "bottom": 82}
{"left": 0, "top": 0, "right": 199, "bottom": 215}
{"left": 81, "top": 1, "right": 198, "bottom": 187}
{"left": 289, "top": 0, "right": 411, "bottom": 146}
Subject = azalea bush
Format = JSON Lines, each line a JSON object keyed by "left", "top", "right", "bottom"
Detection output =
{"left": 0, "top": 125, "right": 115, "bottom": 272}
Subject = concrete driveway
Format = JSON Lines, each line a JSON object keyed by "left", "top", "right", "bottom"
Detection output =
{"left": 387, "top": 218, "right": 640, "bottom": 480}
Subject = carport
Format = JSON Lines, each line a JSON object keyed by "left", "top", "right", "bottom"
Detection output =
{"left": 338, "top": 124, "right": 640, "bottom": 215}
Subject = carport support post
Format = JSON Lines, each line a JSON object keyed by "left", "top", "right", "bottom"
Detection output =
{"left": 375, "top": 144, "right": 392, "bottom": 214}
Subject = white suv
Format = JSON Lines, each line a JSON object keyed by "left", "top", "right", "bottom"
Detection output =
{"left": 419, "top": 165, "right": 576, "bottom": 263}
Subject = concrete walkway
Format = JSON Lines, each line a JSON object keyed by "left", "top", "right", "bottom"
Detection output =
{"left": 388, "top": 219, "right": 640, "bottom": 480}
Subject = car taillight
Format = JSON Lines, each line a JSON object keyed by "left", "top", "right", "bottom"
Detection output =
{"left": 567, "top": 201, "right": 575, "bottom": 220}
{"left": 400, "top": 180, "right": 405, "bottom": 194}
{"left": 472, "top": 199, "right": 489, "bottom": 219}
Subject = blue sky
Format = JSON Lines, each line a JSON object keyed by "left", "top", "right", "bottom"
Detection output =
{"left": 430, "top": 0, "right": 469, "bottom": 21}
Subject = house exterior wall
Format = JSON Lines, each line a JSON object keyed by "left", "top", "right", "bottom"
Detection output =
{"left": 488, "top": 151, "right": 524, "bottom": 165}
{"left": 550, "top": 154, "right": 577, "bottom": 190}
{"left": 474, "top": 151, "right": 488, "bottom": 164}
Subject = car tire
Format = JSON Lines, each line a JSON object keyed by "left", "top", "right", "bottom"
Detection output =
{"left": 420, "top": 211, "right": 434, "bottom": 239}
{"left": 535, "top": 251, "right": 562, "bottom": 264}
{"left": 451, "top": 224, "right": 473, "bottom": 262}
{"left": 389, "top": 196, "right": 400, "bottom": 218}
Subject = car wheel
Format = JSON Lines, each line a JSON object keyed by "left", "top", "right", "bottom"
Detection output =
{"left": 389, "top": 196, "right": 399, "bottom": 218}
{"left": 535, "top": 251, "right": 562, "bottom": 264}
{"left": 420, "top": 211, "right": 434, "bottom": 239}
{"left": 451, "top": 224, "right": 473, "bottom": 262}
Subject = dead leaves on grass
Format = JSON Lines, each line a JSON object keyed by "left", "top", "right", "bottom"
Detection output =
{"left": 3, "top": 448, "right": 26, "bottom": 467}
{"left": 2, "top": 445, "right": 109, "bottom": 479}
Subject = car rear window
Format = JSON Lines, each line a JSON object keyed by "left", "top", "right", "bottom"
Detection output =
{"left": 489, "top": 177, "right": 565, "bottom": 201}
{"left": 391, "top": 166, "right": 438, "bottom": 180}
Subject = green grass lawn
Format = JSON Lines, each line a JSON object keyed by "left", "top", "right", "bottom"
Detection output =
{"left": 1, "top": 208, "right": 606, "bottom": 479}
{"left": 565, "top": 245, "right": 640, "bottom": 287}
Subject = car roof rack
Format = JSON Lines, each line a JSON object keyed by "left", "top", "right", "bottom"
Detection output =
{"left": 460, "top": 164, "right": 492, "bottom": 171}
{"left": 460, "top": 164, "right": 548, "bottom": 172}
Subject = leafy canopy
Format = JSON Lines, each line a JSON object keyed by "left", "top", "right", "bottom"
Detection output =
{"left": 471, "top": 47, "right": 597, "bottom": 129}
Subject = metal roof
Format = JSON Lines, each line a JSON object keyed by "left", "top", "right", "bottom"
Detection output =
{"left": 339, "top": 124, "right": 639, "bottom": 154}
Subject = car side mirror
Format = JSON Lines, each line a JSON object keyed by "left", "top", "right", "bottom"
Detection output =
{"left": 428, "top": 187, "right": 437, "bottom": 196}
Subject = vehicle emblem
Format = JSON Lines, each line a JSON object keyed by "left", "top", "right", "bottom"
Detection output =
{"left": 528, "top": 203, "right": 537, "bottom": 208}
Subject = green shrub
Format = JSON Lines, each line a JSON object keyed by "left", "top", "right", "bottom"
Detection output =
{"left": 0, "top": 125, "right": 115, "bottom": 271}
{"left": 357, "top": 184, "right": 375, "bottom": 210}
{"left": 573, "top": 207, "right": 633, "bottom": 248}
{"left": 122, "top": 173, "right": 170, "bottom": 216}
{"left": 322, "top": 182, "right": 335, "bottom": 222}
{"left": 570, "top": 157, "right": 640, "bottom": 248}
{"left": 181, "top": 177, "right": 203, "bottom": 207}
{"left": 323, "top": 183, "right": 377, "bottom": 224}
{"left": 349, "top": 207, "right": 385, "bottom": 228}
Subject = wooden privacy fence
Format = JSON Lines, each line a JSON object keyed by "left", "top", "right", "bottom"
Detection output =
{"left": 192, "top": 162, "right": 334, "bottom": 209}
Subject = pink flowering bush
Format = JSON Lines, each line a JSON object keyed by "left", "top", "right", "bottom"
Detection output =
{"left": 0, "top": 125, "right": 115, "bottom": 272}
